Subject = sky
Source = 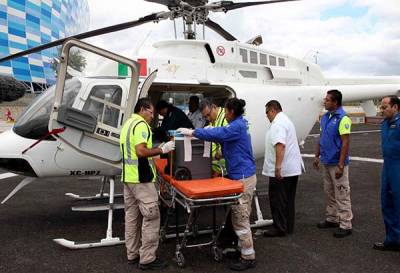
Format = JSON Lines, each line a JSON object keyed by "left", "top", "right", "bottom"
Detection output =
{"left": 85, "top": 0, "right": 400, "bottom": 77}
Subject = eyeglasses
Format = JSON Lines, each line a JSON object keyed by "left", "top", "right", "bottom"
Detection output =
{"left": 145, "top": 108, "right": 154, "bottom": 115}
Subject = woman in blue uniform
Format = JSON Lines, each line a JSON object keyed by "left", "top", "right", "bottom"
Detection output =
{"left": 178, "top": 98, "right": 257, "bottom": 271}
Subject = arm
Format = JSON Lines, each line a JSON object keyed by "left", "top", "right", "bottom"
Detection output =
{"left": 135, "top": 143, "right": 163, "bottom": 158}
{"left": 335, "top": 134, "right": 349, "bottom": 178}
{"left": 275, "top": 143, "right": 285, "bottom": 180}
{"left": 194, "top": 122, "right": 241, "bottom": 143}
{"left": 335, "top": 116, "right": 351, "bottom": 178}
{"left": 313, "top": 142, "right": 321, "bottom": 170}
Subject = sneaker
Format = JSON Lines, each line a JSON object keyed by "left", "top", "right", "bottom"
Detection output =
{"left": 139, "top": 257, "right": 168, "bottom": 270}
{"left": 127, "top": 256, "right": 139, "bottom": 265}
{"left": 229, "top": 258, "right": 256, "bottom": 271}
{"left": 317, "top": 220, "right": 339, "bottom": 229}
{"left": 333, "top": 228, "right": 352, "bottom": 238}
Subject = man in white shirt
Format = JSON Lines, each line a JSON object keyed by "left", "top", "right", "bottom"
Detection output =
{"left": 262, "top": 100, "right": 304, "bottom": 237}
{"left": 187, "top": 95, "right": 206, "bottom": 128}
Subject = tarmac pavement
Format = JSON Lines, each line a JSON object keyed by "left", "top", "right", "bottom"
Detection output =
{"left": 0, "top": 123, "right": 399, "bottom": 273}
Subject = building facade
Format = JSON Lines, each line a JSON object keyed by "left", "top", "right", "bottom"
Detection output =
{"left": 0, "top": 0, "right": 89, "bottom": 90}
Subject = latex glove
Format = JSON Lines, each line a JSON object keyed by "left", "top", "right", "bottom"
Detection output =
{"left": 161, "top": 140, "right": 175, "bottom": 154}
{"left": 177, "top": 128, "right": 194, "bottom": 136}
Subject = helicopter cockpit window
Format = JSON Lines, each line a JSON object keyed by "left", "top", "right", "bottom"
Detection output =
{"left": 14, "top": 79, "right": 82, "bottom": 140}
{"left": 260, "top": 53, "right": 268, "bottom": 65}
{"left": 83, "top": 85, "right": 122, "bottom": 128}
{"left": 278, "top": 57, "right": 286, "bottom": 67}
{"left": 250, "top": 51, "right": 258, "bottom": 64}
{"left": 239, "top": 48, "right": 248, "bottom": 63}
{"left": 269, "top": 55, "right": 277, "bottom": 66}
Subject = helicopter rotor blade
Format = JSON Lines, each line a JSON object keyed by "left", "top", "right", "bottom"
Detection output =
{"left": 209, "top": 0, "right": 300, "bottom": 12}
{"left": 0, "top": 12, "right": 169, "bottom": 63}
{"left": 204, "top": 18, "right": 237, "bottom": 41}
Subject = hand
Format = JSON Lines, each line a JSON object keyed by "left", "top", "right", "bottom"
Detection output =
{"left": 275, "top": 167, "right": 283, "bottom": 180}
{"left": 335, "top": 165, "right": 344, "bottom": 179}
{"left": 313, "top": 157, "right": 320, "bottom": 170}
{"left": 177, "top": 128, "right": 194, "bottom": 136}
{"left": 161, "top": 140, "right": 175, "bottom": 154}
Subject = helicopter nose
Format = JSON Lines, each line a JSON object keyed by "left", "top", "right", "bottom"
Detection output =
{"left": 0, "top": 130, "right": 37, "bottom": 177}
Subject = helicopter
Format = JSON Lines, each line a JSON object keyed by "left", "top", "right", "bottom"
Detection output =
{"left": 0, "top": 0, "right": 399, "bottom": 249}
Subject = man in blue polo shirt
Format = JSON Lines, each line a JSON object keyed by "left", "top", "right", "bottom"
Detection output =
{"left": 373, "top": 95, "right": 400, "bottom": 251}
{"left": 314, "top": 90, "right": 353, "bottom": 238}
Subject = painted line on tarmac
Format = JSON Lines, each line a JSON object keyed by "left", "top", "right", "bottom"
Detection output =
{"left": 308, "top": 129, "right": 381, "bottom": 138}
{"left": 0, "top": 172, "right": 18, "bottom": 180}
{"left": 302, "top": 154, "right": 383, "bottom": 164}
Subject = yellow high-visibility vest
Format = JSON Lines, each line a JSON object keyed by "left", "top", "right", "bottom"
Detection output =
{"left": 120, "top": 114, "right": 156, "bottom": 183}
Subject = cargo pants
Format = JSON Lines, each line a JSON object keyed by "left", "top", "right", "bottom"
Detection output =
{"left": 231, "top": 174, "right": 257, "bottom": 260}
{"left": 322, "top": 165, "right": 353, "bottom": 230}
{"left": 124, "top": 182, "right": 160, "bottom": 264}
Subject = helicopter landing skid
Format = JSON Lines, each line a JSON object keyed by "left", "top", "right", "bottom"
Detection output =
{"left": 54, "top": 176, "right": 124, "bottom": 249}
{"left": 65, "top": 192, "right": 123, "bottom": 201}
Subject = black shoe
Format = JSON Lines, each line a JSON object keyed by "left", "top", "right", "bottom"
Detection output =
{"left": 333, "top": 228, "right": 352, "bottom": 238}
{"left": 317, "top": 220, "right": 339, "bottom": 229}
{"left": 127, "top": 256, "right": 139, "bottom": 265}
{"left": 263, "top": 229, "right": 285, "bottom": 237}
{"left": 373, "top": 242, "right": 400, "bottom": 251}
{"left": 229, "top": 258, "right": 256, "bottom": 271}
{"left": 139, "top": 257, "right": 168, "bottom": 270}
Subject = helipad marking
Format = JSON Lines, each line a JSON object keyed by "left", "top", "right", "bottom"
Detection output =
{"left": 308, "top": 129, "right": 381, "bottom": 138}
{"left": 302, "top": 154, "right": 383, "bottom": 164}
{"left": 0, "top": 173, "right": 18, "bottom": 180}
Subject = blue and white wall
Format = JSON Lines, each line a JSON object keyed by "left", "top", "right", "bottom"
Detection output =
{"left": 0, "top": 0, "right": 89, "bottom": 85}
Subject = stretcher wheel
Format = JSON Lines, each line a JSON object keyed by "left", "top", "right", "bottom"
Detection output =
{"left": 212, "top": 246, "right": 223, "bottom": 262}
{"left": 176, "top": 252, "right": 185, "bottom": 267}
{"left": 174, "top": 167, "right": 192, "bottom": 181}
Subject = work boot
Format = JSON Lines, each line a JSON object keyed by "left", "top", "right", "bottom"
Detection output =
{"left": 373, "top": 242, "right": 400, "bottom": 251}
{"left": 229, "top": 258, "right": 256, "bottom": 271}
{"left": 317, "top": 220, "right": 339, "bottom": 229}
{"left": 333, "top": 228, "right": 352, "bottom": 238}
{"left": 139, "top": 257, "right": 168, "bottom": 270}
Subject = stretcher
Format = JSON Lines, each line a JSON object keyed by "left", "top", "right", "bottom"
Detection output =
{"left": 154, "top": 158, "right": 244, "bottom": 267}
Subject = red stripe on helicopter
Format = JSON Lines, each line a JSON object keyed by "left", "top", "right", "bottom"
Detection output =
{"left": 138, "top": 58, "right": 147, "bottom": 77}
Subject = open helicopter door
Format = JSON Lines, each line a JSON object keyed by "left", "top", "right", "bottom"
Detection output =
{"left": 49, "top": 39, "right": 140, "bottom": 168}
{"left": 138, "top": 69, "right": 158, "bottom": 99}
{"left": 50, "top": 39, "right": 141, "bottom": 249}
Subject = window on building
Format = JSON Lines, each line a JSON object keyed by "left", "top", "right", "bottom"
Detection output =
{"left": 239, "top": 48, "right": 248, "bottom": 63}
{"left": 278, "top": 57, "right": 286, "bottom": 67}
{"left": 269, "top": 55, "right": 277, "bottom": 66}
{"left": 250, "top": 51, "right": 258, "bottom": 64}
{"left": 260, "top": 53, "right": 268, "bottom": 65}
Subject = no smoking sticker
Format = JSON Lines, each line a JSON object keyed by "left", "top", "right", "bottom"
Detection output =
{"left": 216, "top": 46, "right": 225, "bottom": 56}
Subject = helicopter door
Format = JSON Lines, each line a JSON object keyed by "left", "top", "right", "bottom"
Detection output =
{"left": 49, "top": 39, "right": 140, "bottom": 167}
{"left": 138, "top": 70, "right": 158, "bottom": 99}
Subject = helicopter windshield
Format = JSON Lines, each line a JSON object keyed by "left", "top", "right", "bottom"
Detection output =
{"left": 14, "top": 78, "right": 82, "bottom": 140}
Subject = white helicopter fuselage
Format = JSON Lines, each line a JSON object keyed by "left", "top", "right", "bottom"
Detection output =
{"left": 0, "top": 39, "right": 399, "bottom": 178}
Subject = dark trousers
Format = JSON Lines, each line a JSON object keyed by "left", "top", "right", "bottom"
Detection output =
{"left": 269, "top": 176, "right": 298, "bottom": 234}
{"left": 381, "top": 160, "right": 400, "bottom": 245}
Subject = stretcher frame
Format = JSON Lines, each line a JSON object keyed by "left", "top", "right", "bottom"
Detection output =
{"left": 157, "top": 174, "right": 242, "bottom": 268}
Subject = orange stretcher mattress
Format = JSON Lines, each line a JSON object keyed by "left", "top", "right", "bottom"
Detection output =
{"left": 154, "top": 158, "right": 244, "bottom": 199}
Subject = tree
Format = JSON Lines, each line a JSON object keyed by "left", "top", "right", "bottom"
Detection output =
{"left": 0, "top": 75, "right": 25, "bottom": 102}
{"left": 51, "top": 47, "right": 87, "bottom": 74}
